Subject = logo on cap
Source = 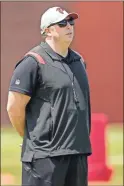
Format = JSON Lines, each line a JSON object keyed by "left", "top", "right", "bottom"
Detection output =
{"left": 56, "top": 7, "right": 64, "bottom": 14}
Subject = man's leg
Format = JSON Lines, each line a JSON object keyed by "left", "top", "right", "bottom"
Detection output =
{"left": 22, "top": 156, "right": 69, "bottom": 186}
{"left": 64, "top": 154, "right": 88, "bottom": 186}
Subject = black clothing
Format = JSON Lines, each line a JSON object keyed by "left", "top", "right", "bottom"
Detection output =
{"left": 9, "top": 42, "right": 92, "bottom": 162}
{"left": 22, "top": 154, "right": 88, "bottom": 186}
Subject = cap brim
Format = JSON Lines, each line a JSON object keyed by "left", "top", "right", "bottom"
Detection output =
{"left": 67, "top": 12, "right": 79, "bottom": 20}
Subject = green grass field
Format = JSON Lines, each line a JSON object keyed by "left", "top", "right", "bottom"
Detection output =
{"left": 1, "top": 124, "right": 123, "bottom": 185}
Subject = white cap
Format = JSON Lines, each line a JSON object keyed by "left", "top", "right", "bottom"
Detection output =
{"left": 40, "top": 7, "right": 78, "bottom": 34}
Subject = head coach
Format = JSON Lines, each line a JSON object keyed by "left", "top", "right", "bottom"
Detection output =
{"left": 7, "top": 6, "right": 92, "bottom": 186}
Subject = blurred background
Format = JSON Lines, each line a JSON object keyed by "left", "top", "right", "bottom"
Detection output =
{"left": 1, "top": 2, "right": 123, "bottom": 185}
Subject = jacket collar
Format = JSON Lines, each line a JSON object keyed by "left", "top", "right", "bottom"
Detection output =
{"left": 40, "top": 42, "right": 81, "bottom": 63}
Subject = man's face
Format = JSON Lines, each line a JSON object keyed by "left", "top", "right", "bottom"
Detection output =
{"left": 47, "top": 18, "right": 74, "bottom": 44}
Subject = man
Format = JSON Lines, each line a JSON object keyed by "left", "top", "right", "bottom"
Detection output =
{"left": 7, "top": 6, "right": 92, "bottom": 186}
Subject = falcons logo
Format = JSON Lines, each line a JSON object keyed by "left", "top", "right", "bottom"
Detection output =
{"left": 56, "top": 7, "right": 64, "bottom": 14}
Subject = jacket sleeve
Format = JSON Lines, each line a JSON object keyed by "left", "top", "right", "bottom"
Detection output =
{"left": 9, "top": 56, "right": 38, "bottom": 96}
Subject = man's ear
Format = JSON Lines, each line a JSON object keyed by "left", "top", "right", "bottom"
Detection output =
{"left": 45, "top": 28, "right": 52, "bottom": 37}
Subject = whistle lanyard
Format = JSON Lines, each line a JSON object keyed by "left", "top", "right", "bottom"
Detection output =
{"left": 61, "top": 62, "right": 79, "bottom": 105}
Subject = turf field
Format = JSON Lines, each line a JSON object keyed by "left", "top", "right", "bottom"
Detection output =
{"left": 1, "top": 124, "right": 123, "bottom": 185}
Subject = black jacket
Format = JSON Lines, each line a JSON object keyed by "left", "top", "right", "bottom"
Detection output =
{"left": 9, "top": 42, "right": 92, "bottom": 162}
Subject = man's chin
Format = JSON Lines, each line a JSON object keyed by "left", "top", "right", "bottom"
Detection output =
{"left": 65, "top": 39, "right": 73, "bottom": 45}
{"left": 64, "top": 36, "right": 73, "bottom": 42}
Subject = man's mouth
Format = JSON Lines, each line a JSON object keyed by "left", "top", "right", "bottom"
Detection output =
{"left": 66, "top": 32, "right": 72, "bottom": 35}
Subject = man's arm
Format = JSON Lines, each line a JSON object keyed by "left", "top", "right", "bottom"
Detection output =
{"left": 7, "top": 91, "right": 31, "bottom": 137}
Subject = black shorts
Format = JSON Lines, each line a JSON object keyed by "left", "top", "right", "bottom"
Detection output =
{"left": 22, "top": 154, "right": 88, "bottom": 186}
